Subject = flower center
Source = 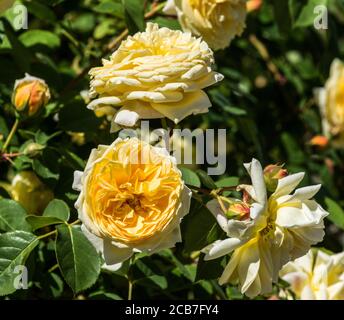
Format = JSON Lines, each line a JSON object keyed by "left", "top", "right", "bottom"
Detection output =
{"left": 85, "top": 140, "right": 182, "bottom": 243}
{"left": 259, "top": 198, "right": 278, "bottom": 239}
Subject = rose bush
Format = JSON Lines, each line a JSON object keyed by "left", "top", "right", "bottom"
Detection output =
{"left": 0, "top": 0, "right": 344, "bottom": 301}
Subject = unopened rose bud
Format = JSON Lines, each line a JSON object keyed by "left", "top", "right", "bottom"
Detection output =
{"left": 12, "top": 73, "right": 51, "bottom": 118}
{"left": 247, "top": 0, "right": 262, "bottom": 12}
{"left": 309, "top": 135, "right": 329, "bottom": 148}
{"left": 264, "top": 164, "right": 288, "bottom": 192}
{"left": 226, "top": 202, "right": 250, "bottom": 220}
{"left": 10, "top": 171, "right": 54, "bottom": 215}
{"left": 22, "top": 142, "right": 45, "bottom": 157}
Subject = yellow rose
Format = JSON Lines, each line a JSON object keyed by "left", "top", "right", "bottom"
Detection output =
{"left": 10, "top": 171, "right": 54, "bottom": 215}
{"left": 164, "top": 0, "right": 247, "bottom": 50}
{"left": 315, "top": 59, "right": 344, "bottom": 147}
{"left": 73, "top": 137, "right": 192, "bottom": 267}
{"left": 203, "top": 159, "right": 328, "bottom": 298}
{"left": 87, "top": 23, "right": 223, "bottom": 128}
{"left": 280, "top": 249, "right": 344, "bottom": 300}
{"left": 12, "top": 73, "right": 51, "bottom": 117}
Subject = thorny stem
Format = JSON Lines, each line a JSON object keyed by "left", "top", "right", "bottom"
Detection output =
{"left": 1, "top": 118, "right": 19, "bottom": 153}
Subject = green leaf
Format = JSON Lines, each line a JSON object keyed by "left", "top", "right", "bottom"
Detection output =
{"left": 133, "top": 259, "right": 168, "bottom": 289}
{"left": 0, "top": 231, "right": 38, "bottom": 296}
{"left": 215, "top": 177, "right": 239, "bottom": 188}
{"left": 196, "top": 254, "right": 224, "bottom": 281}
{"left": 292, "top": 0, "right": 328, "bottom": 28}
{"left": 89, "top": 290, "right": 123, "bottom": 300}
{"left": 122, "top": 0, "right": 145, "bottom": 34}
{"left": 273, "top": 0, "right": 292, "bottom": 35}
{"left": 179, "top": 166, "right": 201, "bottom": 188}
{"left": 2, "top": 19, "right": 32, "bottom": 71}
{"left": 26, "top": 199, "right": 70, "bottom": 230}
{"left": 43, "top": 199, "right": 70, "bottom": 221}
{"left": 151, "top": 17, "right": 181, "bottom": 30}
{"left": 19, "top": 30, "right": 60, "bottom": 49}
{"left": 94, "top": 0, "right": 124, "bottom": 18}
{"left": 0, "top": 199, "right": 31, "bottom": 232}
{"left": 26, "top": 216, "right": 65, "bottom": 231}
{"left": 25, "top": 1, "right": 57, "bottom": 23}
{"left": 59, "top": 99, "right": 102, "bottom": 133}
{"left": 196, "top": 169, "right": 217, "bottom": 190}
{"left": 33, "top": 158, "right": 59, "bottom": 181}
{"left": 325, "top": 197, "right": 344, "bottom": 230}
{"left": 55, "top": 224, "right": 101, "bottom": 293}
{"left": 32, "top": 148, "right": 60, "bottom": 183}
{"left": 69, "top": 13, "right": 96, "bottom": 34}
{"left": 181, "top": 200, "right": 221, "bottom": 253}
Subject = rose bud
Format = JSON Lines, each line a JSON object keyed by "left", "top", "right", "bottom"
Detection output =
{"left": 12, "top": 73, "right": 51, "bottom": 118}
{"left": 226, "top": 202, "right": 250, "bottom": 220}
{"left": 263, "top": 164, "right": 288, "bottom": 192}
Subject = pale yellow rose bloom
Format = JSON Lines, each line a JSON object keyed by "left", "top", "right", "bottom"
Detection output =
{"left": 202, "top": 159, "right": 328, "bottom": 298}
{"left": 87, "top": 23, "right": 223, "bottom": 128}
{"left": 73, "top": 137, "right": 192, "bottom": 268}
{"left": 315, "top": 59, "right": 344, "bottom": 147}
{"left": 164, "top": 0, "right": 247, "bottom": 50}
{"left": 280, "top": 249, "right": 344, "bottom": 300}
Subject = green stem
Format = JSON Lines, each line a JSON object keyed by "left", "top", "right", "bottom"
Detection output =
{"left": 37, "top": 229, "right": 57, "bottom": 240}
{"left": 37, "top": 219, "right": 80, "bottom": 241}
{"left": 1, "top": 118, "right": 19, "bottom": 152}
{"left": 161, "top": 118, "right": 168, "bottom": 131}
{"left": 48, "top": 263, "right": 59, "bottom": 273}
{"left": 127, "top": 255, "right": 135, "bottom": 300}
{"left": 128, "top": 279, "right": 133, "bottom": 300}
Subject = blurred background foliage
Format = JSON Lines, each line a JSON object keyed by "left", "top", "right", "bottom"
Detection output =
{"left": 0, "top": 0, "right": 344, "bottom": 299}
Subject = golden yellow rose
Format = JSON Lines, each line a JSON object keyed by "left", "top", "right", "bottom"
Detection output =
{"left": 280, "top": 249, "right": 344, "bottom": 300}
{"left": 12, "top": 73, "right": 51, "bottom": 117}
{"left": 315, "top": 59, "right": 344, "bottom": 147}
{"left": 164, "top": 0, "right": 247, "bottom": 50}
{"left": 73, "top": 137, "right": 191, "bottom": 267}
{"left": 87, "top": 22, "right": 223, "bottom": 128}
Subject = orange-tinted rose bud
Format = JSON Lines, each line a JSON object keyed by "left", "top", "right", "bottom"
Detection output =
{"left": 12, "top": 73, "right": 51, "bottom": 117}
{"left": 309, "top": 135, "right": 329, "bottom": 148}
{"left": 263, "top": 164, "right": 288, "bottom": 192}
{"left": 247, "top": 0, "right": 262, "bottom": 12}
{"left": 226, "top": 202, "right": 250, "bottom": 220}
